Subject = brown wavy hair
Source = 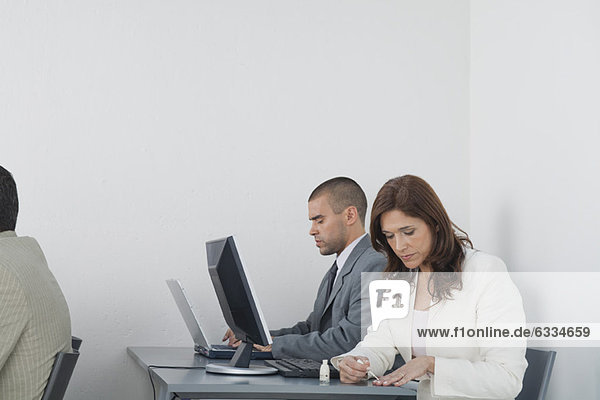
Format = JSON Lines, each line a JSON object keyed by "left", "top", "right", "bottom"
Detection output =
{"left": 370, "top": 175, "right": 472, "bottom": 301}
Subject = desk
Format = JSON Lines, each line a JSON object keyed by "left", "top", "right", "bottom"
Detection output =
{"left": 127, "top": 347, "right": 417, "bottom": 400}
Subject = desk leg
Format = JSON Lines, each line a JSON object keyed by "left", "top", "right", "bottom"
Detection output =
{"left": 149, "top": 368, "right": 173, "bottom": 400}
{"left": 155, "top": 381, "right": 171, "bottom": 400}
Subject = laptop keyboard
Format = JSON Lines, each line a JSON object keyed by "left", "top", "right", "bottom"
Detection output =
{"left": 211, "top": 344, "right": 235, "bottom": 350}
{"left": 265, "top": 359, "right": 340, "bottom": 378}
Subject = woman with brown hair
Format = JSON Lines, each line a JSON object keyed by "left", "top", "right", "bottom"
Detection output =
{"left": 332, "top": 175, "right": 527, "bottom": 400}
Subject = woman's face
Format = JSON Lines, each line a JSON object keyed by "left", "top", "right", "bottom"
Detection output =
{"left": 380, "top": 209, "right": 433, "bottom": 271}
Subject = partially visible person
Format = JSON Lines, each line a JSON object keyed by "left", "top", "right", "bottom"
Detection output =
{"left": 224, "top": 177, "right": 386, "bottom": 361}
{"left": 0, "top": 165, "right": 72, "bottom": 400}
{"left": 333, "top": 175, "right": 527, "bottom": 400}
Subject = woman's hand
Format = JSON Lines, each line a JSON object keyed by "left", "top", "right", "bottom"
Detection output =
{"left": 373, "top": 356, "right": 434, "bottom": 387}
{"left": 338, "top": 356, "right": 370, "bottom": 383}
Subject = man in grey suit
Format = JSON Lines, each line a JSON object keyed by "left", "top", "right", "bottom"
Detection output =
{"left": 225, "top": 177, "right": 386, "bottom": 361}
{"left": 0, "top": 166, "right": 72, "bottom": 400}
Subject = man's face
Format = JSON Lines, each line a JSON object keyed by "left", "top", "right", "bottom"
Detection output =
{"left": 308, "top": 195, "right": 348, "bottom": 256}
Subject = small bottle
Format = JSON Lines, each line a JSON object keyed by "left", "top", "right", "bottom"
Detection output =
{"left": 319, "top": 359, "right": 330, "bottom": 383}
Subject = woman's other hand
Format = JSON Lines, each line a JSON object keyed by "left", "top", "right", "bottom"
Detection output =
{"left": 338, "top": 356, "right": 371, "bottom": 383}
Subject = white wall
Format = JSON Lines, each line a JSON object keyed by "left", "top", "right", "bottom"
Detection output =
{"left": 1, "top": 1, "right": 470, "bottom": 399}
{"left": 471, "top": 1, "right": 600, "bottom": 398}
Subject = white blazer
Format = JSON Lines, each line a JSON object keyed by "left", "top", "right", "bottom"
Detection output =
{"left": 332, "top": 249, "right": 528, "bottom": 400}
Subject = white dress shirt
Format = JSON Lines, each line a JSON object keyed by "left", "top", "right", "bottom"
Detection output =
{"left": 333, "top": 233, "right": 368, "bottom": 284}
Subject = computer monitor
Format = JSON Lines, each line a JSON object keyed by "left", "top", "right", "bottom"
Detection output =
{"left": 205, "top": 235, "right": 276, "bottom": 375}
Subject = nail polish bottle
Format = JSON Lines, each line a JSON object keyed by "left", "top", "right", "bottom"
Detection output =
{"left": 319, "top": 360, "right": 330, "bottom": 383}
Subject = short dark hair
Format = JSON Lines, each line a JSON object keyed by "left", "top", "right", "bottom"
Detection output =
{"left": 0, "top": 165, "right": 19, "bottom": 231}
{"left": 309, "top": 177, "right": 368, "bottom": 226}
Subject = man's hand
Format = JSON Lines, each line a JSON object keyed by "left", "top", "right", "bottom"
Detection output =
{"left": 222, "top": 328, "right": 241, "bottom": 347}
{"left": 253, "top": 343, "right": 272, "bottom": 352}
{"left": 338, "top": 355, "right": 370, "bottom": 383}
{"left": 373, "top": 356, "right": 434, "bottom": 387}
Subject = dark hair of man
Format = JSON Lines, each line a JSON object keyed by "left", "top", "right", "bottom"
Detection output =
{"left": 308, "top": 177, "right": 368, "bottom": 226}
{"left": 0, "top": 165, "right": 19, "bottom": 232}
{"left": 370, "top": 175, "right": 472, "bottom": 302}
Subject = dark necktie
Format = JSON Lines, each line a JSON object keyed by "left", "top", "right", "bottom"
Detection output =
{"left": 325, "top": 261, "right": 338, "bottom": 301}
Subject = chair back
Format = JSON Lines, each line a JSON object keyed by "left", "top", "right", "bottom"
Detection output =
{"left": 71, "top": 336, "right": 82, "bottom": 351}
{"left": 41, "top": 337, "right": 82, "bottom": 400}
{"left": 516, "top": 348, "right": 557, "bottom": 400}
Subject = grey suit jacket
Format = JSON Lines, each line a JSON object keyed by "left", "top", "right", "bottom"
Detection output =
{"left": 270, "top": 234, "right": 386, "bottom": 361}
{"left": 0, "top": 231, "right": 72, "bottom": 400}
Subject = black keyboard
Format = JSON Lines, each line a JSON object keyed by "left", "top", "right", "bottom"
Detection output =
{"left": 264, "top": 359, "right": 340, "bottom": 378}
{"left": 211, "top": 344, "right": 268, "bottom": 353}
{"left": 211, "top": 344, "right": 235, "bottom": 350}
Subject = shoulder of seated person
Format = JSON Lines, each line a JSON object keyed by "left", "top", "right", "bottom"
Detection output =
{"left": 463, "top": 249, "right": 507, "bottom": 273}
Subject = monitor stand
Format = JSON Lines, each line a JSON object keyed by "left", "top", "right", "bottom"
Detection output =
{"left": 206, "top": 342, "right": 277, "bottom": 375}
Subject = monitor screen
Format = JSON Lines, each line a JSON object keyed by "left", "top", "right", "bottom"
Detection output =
{"left": 206, "top": 236, "right": 272, "bottom": 347}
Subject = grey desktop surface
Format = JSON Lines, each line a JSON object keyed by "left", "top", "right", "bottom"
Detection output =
{"left": 127, "top": 346, "right": 417, "bottom": 400}
{"left": 127, "top": 346, "right": 209, "bottom": 369}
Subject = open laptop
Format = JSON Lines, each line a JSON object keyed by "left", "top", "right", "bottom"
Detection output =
{"left": 166, "top": 279, "right": 273, "bottom": 359}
